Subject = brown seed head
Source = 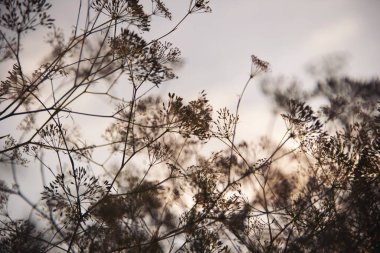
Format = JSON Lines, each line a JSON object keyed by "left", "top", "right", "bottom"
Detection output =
{"left": 251, "top": 55, "right": 270, "bottom": 76}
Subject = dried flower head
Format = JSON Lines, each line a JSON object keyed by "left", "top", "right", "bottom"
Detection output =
{"left": 251, "top": 55, "right": 270, "bottom": 76}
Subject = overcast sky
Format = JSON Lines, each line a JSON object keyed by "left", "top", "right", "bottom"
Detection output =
{"left": 157, "top": 0, "right": 380, "bottom": 96}
{"left": 149, "top": 0, "right": 380, "bottom": 140}
{"left": 24, "top": 0, "right": 380, "bottom": 89}
{"left": 17, "top": 0, "right": 380, "bottom": 110}
{"left": 3, "top": 0, "right": 380, "bottom": 157}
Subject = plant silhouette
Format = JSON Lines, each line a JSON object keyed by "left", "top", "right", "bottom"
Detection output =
{"left": 0, "top": 1, "right": 379, "bottom": 252}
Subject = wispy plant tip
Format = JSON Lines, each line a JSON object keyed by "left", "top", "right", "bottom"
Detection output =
{"left": 251, "top": 55, "right": 270, "bottom": 76}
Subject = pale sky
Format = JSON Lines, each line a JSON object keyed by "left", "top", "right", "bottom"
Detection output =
{"left": 13, "top": 0, "right": 380, "bottom": 111}
{"left": 151, "top": 0, "right": 380, "bottom": 141}
{"left": 158, "top": 0, "right": 380, "bottom": 97}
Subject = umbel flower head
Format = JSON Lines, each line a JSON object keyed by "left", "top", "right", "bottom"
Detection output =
{"left": 251, "top": 55, "right": 270, "bottom": 76}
